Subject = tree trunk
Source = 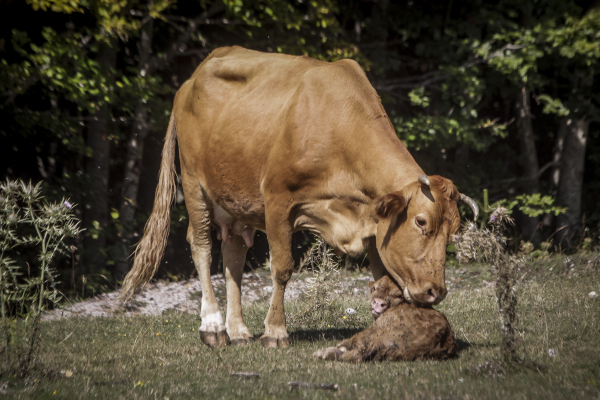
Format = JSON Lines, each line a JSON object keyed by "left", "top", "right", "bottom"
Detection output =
{"left": 83, "top": 44, "right": 116, "bottom": 274}
{"left": 515, "top": 87, "right": 540, "bottom": 245}
{"left": 555, "top": 69, "right": 593, "bottom": 248}
{"left": 114, "top": 20, "right": 154, "bottom": 281}
{"left": 556, "top": 118, "right": 589, "bottom": 247}
{"left": 542, "top": 119, "right": 568, "bottom": 229}
{"left": 551, "top": 119, "right": 568, "bottom": 189}
{"left": 113, "top": 2, "right": 225, "bottom": 280}
{"left": 112, "top": 3, "right": 226, "bottom": 281}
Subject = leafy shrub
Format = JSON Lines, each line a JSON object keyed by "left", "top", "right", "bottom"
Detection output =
{"left": 0, "top": 180, "right": 81, "bottom": 377}
{"left": 491, "top": 193, "right": 566, "bottom": 218}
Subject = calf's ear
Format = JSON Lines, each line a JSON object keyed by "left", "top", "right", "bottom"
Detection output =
{"left": 374, "top": 191, "right": 408, "bottom": 219}
{"left": 368, "top": 281, "right": 375, "bottom": 289}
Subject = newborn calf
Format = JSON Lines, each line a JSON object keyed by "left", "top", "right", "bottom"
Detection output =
{"left": 314, "top": 276, "right": 457, "bottom": 362}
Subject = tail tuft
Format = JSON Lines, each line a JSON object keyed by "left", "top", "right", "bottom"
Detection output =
{"left": 119, "top": 115, "right": 178, "bottom": 301}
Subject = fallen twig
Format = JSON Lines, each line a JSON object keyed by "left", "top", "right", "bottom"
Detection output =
{"left": 288, "top": 381, "right": 338, "bottom": 390}
{"left": 230, "top": 372, "right": 260, "bottom": 379}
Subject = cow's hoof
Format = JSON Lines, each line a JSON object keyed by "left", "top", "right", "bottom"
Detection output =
{"left": 217, "top": 330, "right": 229, "bottom": 346}
{"left": 199, "top": 330, "right": 228, "bottom": 348}
{"left": 230, "top": 337, "right": 254, "bottom": 346}
{"left": 261, "top": 337, "right": 278, "bottom": 348}
{"left": 261, "top": 336, "right": 289, "bottom": 348}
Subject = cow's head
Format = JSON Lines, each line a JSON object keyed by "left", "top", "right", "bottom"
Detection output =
{"left": 374, "top": 175, "right": 477, "bottom": 306}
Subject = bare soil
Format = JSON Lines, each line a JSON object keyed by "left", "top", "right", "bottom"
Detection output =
{"left": 43, "top": 270, "right": 373, "bottom": 320}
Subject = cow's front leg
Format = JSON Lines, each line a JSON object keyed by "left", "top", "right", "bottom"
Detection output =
{"left": 261, "top": 214, "right": 294, "bottom": 348}
{"left": 223, "top": 234, "right": 254, "bottom": 345}
{"left": 368, "top": 236, "right": 387, "bottom": 280}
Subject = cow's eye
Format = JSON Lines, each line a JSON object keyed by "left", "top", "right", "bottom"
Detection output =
{"left": 415, "top": 217, "right": 427, "bottom": 229}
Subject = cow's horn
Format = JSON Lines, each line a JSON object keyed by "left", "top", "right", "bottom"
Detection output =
{"left": 459, "top": 194, "right": 479, "bottom": 221}
{"left": 418, "top": 174, "right": 430, "bottom": 186}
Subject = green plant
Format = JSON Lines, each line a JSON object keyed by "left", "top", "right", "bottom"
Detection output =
{"left": 0, "top": 179, "right": 82, "bottom": 377}
{"left": 491, "top": 193, "right": 566, "bottom": 218}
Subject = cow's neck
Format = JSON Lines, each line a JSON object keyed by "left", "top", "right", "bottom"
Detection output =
{"left": 293, "top": 131, "right": 423, "bottom": 257}
{"left": 362, "top": 123, "right": 425, "bottom": 197}
{"left": 293, "top": 197, "right": 376, "bottom": 257}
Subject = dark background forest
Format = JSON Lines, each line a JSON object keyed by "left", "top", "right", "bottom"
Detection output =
{"left": 1, "top": 0, "right": 599, "bottom": 296}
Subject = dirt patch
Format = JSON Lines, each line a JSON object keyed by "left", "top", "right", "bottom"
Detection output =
{"left": 43, "top": 265, "right": 492, "bottom": 321}
{"left": 44, "top": 272, "right": 373, "bottom": 320}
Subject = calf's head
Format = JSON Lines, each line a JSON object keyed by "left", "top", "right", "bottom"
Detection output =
{"left": 369, "top": 275, "right": 404, "bottom": 320}
{"left": 374, "top": 175, "right": 477, "bottom": 306}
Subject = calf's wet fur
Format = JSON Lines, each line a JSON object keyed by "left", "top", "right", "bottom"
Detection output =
{"left": 314, "top": 276, "right": 457, "bottom": 362}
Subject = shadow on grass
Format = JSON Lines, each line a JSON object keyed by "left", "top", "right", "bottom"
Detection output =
{"left": 457, "top": 338, "right": 472, "bottom": 353}
{"left": 290, "top": 328, "right": 364, "bottom": 343}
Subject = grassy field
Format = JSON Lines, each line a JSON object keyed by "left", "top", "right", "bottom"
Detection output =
{"left": 4, "top": 254, "right": 600, "bottom": 399}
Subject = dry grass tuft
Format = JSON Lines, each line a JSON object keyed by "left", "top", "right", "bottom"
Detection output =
{"left": 454, "top": 206, "right": 523, "bottom": 359}
{"left": 288, "top": 237, "right": 364, "bottom": 331}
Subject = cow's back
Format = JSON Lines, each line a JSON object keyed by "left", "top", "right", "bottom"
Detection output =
{"left": 173, "top": 47, "right": 392, "bottom": 224}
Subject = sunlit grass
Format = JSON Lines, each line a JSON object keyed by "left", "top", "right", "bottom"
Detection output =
{"left": 4, "top": 256, "right": 600, "bottom": 399}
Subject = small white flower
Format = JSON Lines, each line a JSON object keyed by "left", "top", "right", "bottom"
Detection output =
{"left": 589, "top": 291, "right": 598, "bottom": 299}
{"left": 63, "top": 200, "right": 73, "bottom": 209}
{"left": 345, "top": 308, "right": 357, "bottom": 315}
{"left": 548, "top": 349, "right": 558, "bottom": 357}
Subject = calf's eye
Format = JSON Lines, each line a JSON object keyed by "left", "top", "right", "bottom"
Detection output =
{"left": 415, "top": 217, "right": 427, "bottom": 228}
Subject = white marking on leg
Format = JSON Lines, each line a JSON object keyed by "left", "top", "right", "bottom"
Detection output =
{"left": 200, "top": 312, "right": 225, "bottom": 333}
{"left": 403, "top": 286, "right": 413, "bottom": 303}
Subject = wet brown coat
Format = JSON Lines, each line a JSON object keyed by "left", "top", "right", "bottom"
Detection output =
{"left": 314, "top": 276, "right": 457, "bottom": 362}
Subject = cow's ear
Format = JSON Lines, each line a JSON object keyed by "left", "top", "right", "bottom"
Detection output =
{"left": 368, "top": 281, "right": 375, "bottom": 289}
{"left": 389, "top": 286, "right": 402, "bottom": 299}
{"left": 374, "top": 191, "right": 408, "bottom": 219}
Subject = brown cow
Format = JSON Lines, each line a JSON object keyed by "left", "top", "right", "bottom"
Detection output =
{"left": 120, "top": 46, "right": 478, "bottom": 348}
{"left": 314, "top": 276, "right": 457, "bottom": 362}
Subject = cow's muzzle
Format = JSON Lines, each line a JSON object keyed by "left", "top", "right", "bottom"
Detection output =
{"left": 404, "top": 283, "right": 447, "bottom": 305}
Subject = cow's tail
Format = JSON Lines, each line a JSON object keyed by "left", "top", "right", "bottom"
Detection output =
{"left": 119, "top": 115, "right": 178, "bottom": 302}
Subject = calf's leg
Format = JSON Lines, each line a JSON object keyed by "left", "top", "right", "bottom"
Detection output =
{"left": 222, "top": 235, "right": 254, "bottom": 345}
{"left": 313, "top": 346, "right": 365, "bottom": 363}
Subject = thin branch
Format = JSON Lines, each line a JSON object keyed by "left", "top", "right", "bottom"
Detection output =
{"left": 146, "top": 3, "right": 225, "bottom": 73}
{"left": 1, "top": 72, "right": 41, "bottom": 105}
{"left": 375, "top": 43, "right": 526, "bottom": 92}
{"left": 288, "top": 381, "right": 338, "bottom": 390}
{"left": 537, "top": 160, "right": 558, "bottom": 177}
{"left": 358, "top": 39, "right": 409, "bottom": 48}
{"left": 178, "top": 48, "right": 212, "bottom": 59}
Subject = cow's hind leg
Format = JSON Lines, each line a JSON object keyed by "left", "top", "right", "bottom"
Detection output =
{"left": 184, "top": 187, "right": 227, "bottom": 347}
{"left": 222, "top": 235, "right": 254, "bottom": 345}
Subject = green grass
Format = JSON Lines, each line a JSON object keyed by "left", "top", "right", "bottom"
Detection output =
{"left": 4, "top": 256, "right": 600, "bottom": 399}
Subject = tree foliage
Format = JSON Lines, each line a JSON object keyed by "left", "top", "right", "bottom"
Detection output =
{"left": 1, "top": 0, "right": 599, "bottom": 292}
